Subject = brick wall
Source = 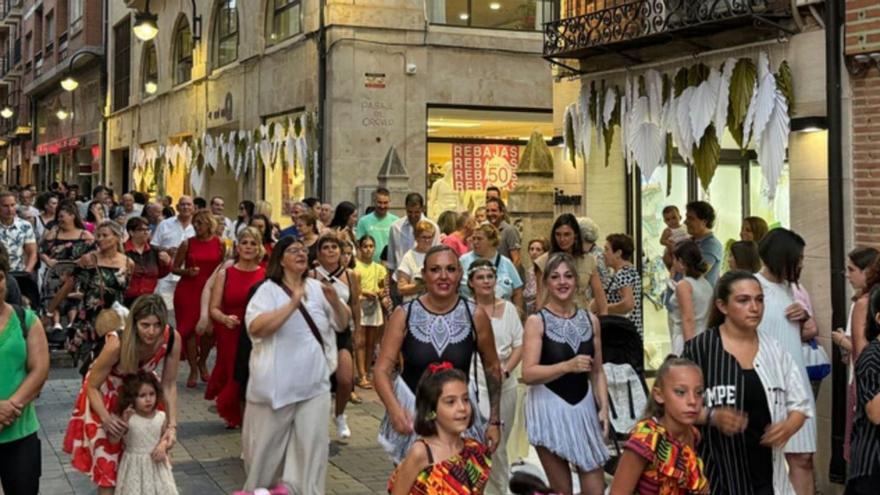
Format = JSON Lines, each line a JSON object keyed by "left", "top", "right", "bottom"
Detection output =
{"left": 846, "top": 0, "right": 880, "bottom": 55}
{"left": 852, "top": 71, "right": 880, "bottom": 246}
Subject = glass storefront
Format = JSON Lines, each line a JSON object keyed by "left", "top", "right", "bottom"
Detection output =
{"left": 426, "top": 106, "right": 554, "bottom": 219}
{"left": 427, "top": 0, "right": 556, "bottom": 30}
{"left": 638, "top": 147, "right": 790, "bottom": 371}
{"left": 262, "top": 111, "right": 308, "bottom": 228}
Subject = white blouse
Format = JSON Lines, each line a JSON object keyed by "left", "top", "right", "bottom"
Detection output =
{"left": 245, "top": 279, "right": 340, "bottom": 409}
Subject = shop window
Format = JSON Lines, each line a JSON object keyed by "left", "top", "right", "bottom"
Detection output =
{"left": 212, "top": 0, "right": 239, "bottom": 69}
{"left": 263, "top": 111, "right": 308, "bottom": 227}
{"left": 112, "top": 17, "right": 132, "bottom": 112}
{"left": 425, "top": 106, "right": 553, "bottom": 219}
{"left": 173, "top": 17, "right": 193, "bottom": 85}
{"left": 142, "top": 41, "right": 158, "bottom": 97}
{"left": 427, "top": 0, "right": 556, "bottom": 31}
{"left": 266, "top": 0, "right": 301, "bottom": 45}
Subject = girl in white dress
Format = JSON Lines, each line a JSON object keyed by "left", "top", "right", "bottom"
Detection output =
{"left": 111, "top": 371, "right": 178, "bottom": 495}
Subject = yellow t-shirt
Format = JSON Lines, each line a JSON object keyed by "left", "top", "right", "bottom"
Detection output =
{"left": 355, "top": 259, "right": 388, "bottom": 295}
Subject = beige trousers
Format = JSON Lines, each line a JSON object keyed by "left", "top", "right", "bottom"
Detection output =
{"left": 241, "top": 392, "right": 331, "bottom": 494}
{"left": 483, "top": 375, "right": 519, "bottom": 495}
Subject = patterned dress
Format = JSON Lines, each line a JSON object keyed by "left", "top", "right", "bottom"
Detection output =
{"left": 70, "top": 264, "right": 130, "bottom": 357}
{"left": 605, "top": 264, "right": 643, "bottom": 336}
{"left": 63, "top": 327, "right": 173, "bottom": 488}
{"left": 40, "top": 230, "right": 94, "bottom": 310}
{"left": 624, "top": 418, "right": 709, "bottom": 495}
{"left": 387, "top": 438, "right": 491, "bottom": 494}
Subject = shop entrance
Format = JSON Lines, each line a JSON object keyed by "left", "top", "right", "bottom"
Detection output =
{"left": 635, "top": 152, "right": 790, "bottom": 371}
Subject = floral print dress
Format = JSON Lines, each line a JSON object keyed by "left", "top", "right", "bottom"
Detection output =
{"left": 63, "top": 326, "right": 173, "bottom": 488}
{"left": 40, "top": 231, "right": 94, "bottom": 310}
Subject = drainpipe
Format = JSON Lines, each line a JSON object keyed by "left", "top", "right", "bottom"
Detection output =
{"left": 316, "top": 0, "right": 327, "bottom": 200}
{"left": 100, "top": 0, "right": 108, "bottom": 186}
{"left": 825, "top": 0, "right": 846, "bottom": 483}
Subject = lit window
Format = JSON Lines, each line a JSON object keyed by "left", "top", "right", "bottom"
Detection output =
{"left": 267, "top": 0, "right": 301, "bottom": 45}
{"left": 174, "top": 17, "right": 193, "bottom": 85}
{"left": 427, "top": 0, "right": 556, "bottom": 31}
{"left": 142, "top": 41, "right": 158, "bottom": 96}
{"left": 212, "top": 0, "right": 239, "bottom": 68}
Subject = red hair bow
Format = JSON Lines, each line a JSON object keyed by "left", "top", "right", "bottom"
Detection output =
{"left": 428, "top": 361, "right": 454, "bottom": 374}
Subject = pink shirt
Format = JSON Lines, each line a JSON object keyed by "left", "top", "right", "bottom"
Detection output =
{"left": 442, "top": 233, "right": 469, "bottom": 256}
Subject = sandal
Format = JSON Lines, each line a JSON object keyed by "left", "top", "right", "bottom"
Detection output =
{"left": 350, "top": 392, "right": 363, "bottom": 404}
{"left": 356, "top": 377, "right": 373, "bottom": 389}
{"left": 186, "top": 377, "right": 198, "bottom": 388}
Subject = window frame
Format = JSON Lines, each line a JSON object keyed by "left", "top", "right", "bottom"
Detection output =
{"left": 173, "top": 17, "right": 194, "bottom": 85}
{"left": 212, "top": 0, "right": 239, "bottom": 69}
{"left": 266, "top": 0, "right": 302, "bottom": 45}
{"left": 44, "top": 10, "right": 55, "bottom": 56}
{"left": 69, "top": 0, "right": 84, "bottom": 33}
{"left": 141, "top": 40, "right": 158, "bottom": 97}
{"left": 112, "top": 16, "right": 132, "bottom": 112}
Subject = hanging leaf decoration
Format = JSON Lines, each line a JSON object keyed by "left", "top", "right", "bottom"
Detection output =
{"left": 688, "top": 63, "right": 711, "bottom": 86}
{"left": 774, "top": 60, "right": 794, "bottom": 115}
{"left": 603, "top": 86, "right": 619, "bottom": 168}
{"left": 727, "top": 58, "right": 757, "bottom": 151}
{"left": 563, "top": 103, "right": 578, "bottom": 167}
{"left": 693, "top": 124, "right": 721, "bottom": 190}
{"left": 674, "top": 67, "right": 689, "bottom": 97}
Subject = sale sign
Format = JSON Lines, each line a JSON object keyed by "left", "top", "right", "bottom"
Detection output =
{"left": 451, "top": 144, "right": 519, "bottom": 191}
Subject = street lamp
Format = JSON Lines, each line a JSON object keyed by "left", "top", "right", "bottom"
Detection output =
{"left": 144, "top": 80, "right": 158, "bottom": 95}
{"left": 0, "top": 107, "right": 13, "bottom": 119}
{"left": 133, "top": 1, "right": 159, "bottom": 42}
{"left": 60, "top": 76, "right": 79, "bottom": 91}
{"left": 60, "top": 49, "right": 104, "bottom": 92}
{"left": 56, "top": 107, "right": 70, "bottom": 121}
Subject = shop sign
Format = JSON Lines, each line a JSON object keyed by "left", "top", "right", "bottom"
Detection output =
{"left": 553, "top": 188, "right": 582, "bottom": 206}
{"left": 451, "top": 143, "right": 519, "bottom": 191}
{"left": 36, "top": 137, "right": 81, "bottom": 156}
{"left": 208, "top": 92, "right": 234, "bottom": 122}
{"left": 364, "top": 73, "right": 386, "bottom": 89}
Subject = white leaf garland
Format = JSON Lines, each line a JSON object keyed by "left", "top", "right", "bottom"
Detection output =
{"left": 674, "top": 87, "right": 696, "bottom": 164}
{"left": 578, "top": 81, "right": 592, "bottom": 160}
{"left": 713, "top": 58, "right": 737, "bottom": 137}
{"left": 743, "top": 53, "right": 775, "bottom": 148}
{"left": 689, "top": 68, "right": 720, "bottom": 142}
{"left": 756, "top": 91, "right": 789, "bottom": 199}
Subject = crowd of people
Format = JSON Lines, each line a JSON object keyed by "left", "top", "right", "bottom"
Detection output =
{"left": 0, "top": 180, "right": 879, "bottom": 495}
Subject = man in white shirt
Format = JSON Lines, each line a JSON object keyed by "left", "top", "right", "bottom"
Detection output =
{"left": 151, "top": 196, "right": 195, "bottom": 320}
{"left": 210, "top": 196, "right": 235, "bottom": 240}
{"left": 0, "top": 192, "right": 37, "bottom": 273}
{"left": 386, "top": 192, "right": 440, "bottom": 274}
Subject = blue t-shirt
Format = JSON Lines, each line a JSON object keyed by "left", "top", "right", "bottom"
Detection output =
{"left": 696, "top": 233, "right": 723, "bottom": 286}
{"left": 459, "top": 251, "right": 523, "bottom": 301}
{"left": 278, "top": 225, "right": 301, "bottom": 239}
{"left": 356, "top": 212, "right": 399, "bottom": 263}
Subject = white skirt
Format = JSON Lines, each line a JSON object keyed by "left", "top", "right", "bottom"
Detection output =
{"left": 378, "top": 376, "right": 487, "bottom": 464}
{"left": 526, "top": 384, "right": 609, "bottom": 472}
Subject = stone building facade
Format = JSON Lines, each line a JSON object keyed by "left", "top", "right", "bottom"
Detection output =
{"left": 106, "top": 0, "right": 554, "bottom": 226}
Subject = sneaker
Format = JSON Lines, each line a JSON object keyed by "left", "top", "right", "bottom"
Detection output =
{"left": 335, "top": 414, "right": 351, "bottom": 439}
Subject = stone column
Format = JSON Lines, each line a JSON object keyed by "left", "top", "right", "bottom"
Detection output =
{"left": 508, "top": 132, "right": 555, "bottom": 243}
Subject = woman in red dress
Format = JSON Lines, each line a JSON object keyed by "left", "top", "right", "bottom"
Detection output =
{"left": 206, "top": 227, "right": 266, "bottom": 428}
{"left": 63, "top": 294, "right": 182, "bottom": 494}
{"left": 249, "top": 214, "right": 275, "bottom": 268}
{"left": 173, "top": 210, "right": 225, "bottom": 388}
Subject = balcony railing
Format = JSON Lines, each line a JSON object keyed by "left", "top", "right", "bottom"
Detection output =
{"left": 544, "top": 0, "right": 792, "bottom": 63}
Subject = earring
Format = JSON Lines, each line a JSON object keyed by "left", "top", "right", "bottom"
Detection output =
{"left": 425, "top": 411, "right": 437, "bottom": 421}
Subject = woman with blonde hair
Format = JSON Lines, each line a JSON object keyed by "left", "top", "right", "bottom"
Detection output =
{"left": 206, "top": 227, "right": 266, "bottom": 428}
{"left": 63, "top": 294, "right": 182, "bottom": 494}
{"left": 172, "top": 209, "right": 225, "bottom": 388}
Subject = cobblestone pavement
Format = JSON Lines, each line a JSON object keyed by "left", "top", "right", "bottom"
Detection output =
{"left": 35, "top": 363, "right": 393, "bottom": 495}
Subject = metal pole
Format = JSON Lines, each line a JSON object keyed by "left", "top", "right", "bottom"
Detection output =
{"left": 825, "top": 0, "right": 847, "bottom": 483}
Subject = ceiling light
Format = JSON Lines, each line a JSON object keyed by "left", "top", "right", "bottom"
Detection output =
{"left": 133, "top": 9, "right": 159, "bottom": 42}
{"left": 791, "top": 116, "right": 827, "bottom": 133}
{"left": 426, "top": 120, "right": 481, "bottom": 128}
{"left": 459, "top": 13, "right": 469, "bottom": 20}
{"left": 489, "top": 2, "right": 501, "bottom": 10}
{"left": 144, "top": 80, "right": 158, "bottom": 95}
{"left": 0, "top": 107, "right": 12, "bottom": 119}
{"left": 61, "top": 76, "right": 79, "bottom": 91}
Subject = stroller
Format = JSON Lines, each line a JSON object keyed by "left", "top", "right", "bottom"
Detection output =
{"left": 39, "top": 261, "right": 78, "bottom": 351}
{"left": 600, "top": 314, "right": 649, "bottom": 474}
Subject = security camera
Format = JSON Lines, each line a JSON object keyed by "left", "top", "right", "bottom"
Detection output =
{"left": 405, "top": 63, "right": 417, "bottom": 75}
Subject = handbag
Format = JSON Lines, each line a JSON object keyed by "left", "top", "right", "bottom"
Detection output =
{"left": 278, "top": 282, "right": 339, "bottom": 374}
{"left": 802, "top": 338, "right": 831, "bottom": 381}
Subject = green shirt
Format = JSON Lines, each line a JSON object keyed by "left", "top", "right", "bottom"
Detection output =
{"left": 0, "top": 307, "right": 39, "bottom": 443}
{"left": 355, "top": 212, "right": 399, "bottom": 263}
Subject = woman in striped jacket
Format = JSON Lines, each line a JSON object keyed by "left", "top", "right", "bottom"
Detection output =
{"left": 682, "top": 271, "right": 813, "bottom": 495}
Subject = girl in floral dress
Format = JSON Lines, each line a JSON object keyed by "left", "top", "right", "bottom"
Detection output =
{"left": 63, "top": 295, "right": 182, "bottom": 494}
{"left": 610, "top": 356, "right": 709, "bottom": 495}
{"left": 388, "top": 364, "right": 492, "bottom": 495}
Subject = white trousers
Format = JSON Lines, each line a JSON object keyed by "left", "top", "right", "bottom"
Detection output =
{"left": 241, "top": 392, "right": 331, "bottom": 494}
{"left": 481, "top": 375, "right": 518, "bottom": 495}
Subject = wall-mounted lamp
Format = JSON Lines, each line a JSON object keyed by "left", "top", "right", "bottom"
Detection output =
{"left": 845, "top": 52, "right": 880, "bottom": 77}
{"left": 56, "top": 107, "right": 70, "bottom": 121}
{"left": 133, "top": 0, "right": 159, "bottom": 42}
{"left": 144, "top": 80, "right": 158, "bottom": 95}
{"left": 0, "top": 106, "right": 13, "bottom": 119}
{"left": 60, "top": 49, "right": 104, "bottom": 92}
{"left": 791, "top": 116, "right": 828, "bottom": 133}
{"left": 60, "top": 76, "right": 79, "bottom": 91}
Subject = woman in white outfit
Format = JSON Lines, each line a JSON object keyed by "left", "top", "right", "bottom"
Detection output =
{"left": 755, "top": 228, "right": 816, "bottom": 495}
{"left": 242, "top": 236, "right": 351, "bottom": 494}
{"left": 667, "top": 240, "right": 713, "bottom": 355}
{"left": 467, "top": 258, "right": 523, "bottom": 494}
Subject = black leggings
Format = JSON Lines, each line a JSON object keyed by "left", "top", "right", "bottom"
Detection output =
{"left": 846, "top": 472, "right": 880, "bottom": 495}
{"left": 0, "top": 432, "right": 41, "bottom": 495}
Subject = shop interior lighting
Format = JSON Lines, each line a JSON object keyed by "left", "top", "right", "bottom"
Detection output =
{"left": 133, "top": 1, "right": 159, "bottom": 42}
{"left": 489, "top": 2, "right": 502, "bottom": 10}
{"left": 426, "top": 120, "right": 481, "bottom": 128}
{"left": 459, "top": 13, "right": 469, "bottom": 20}
{"left": 791, "top": 116, "right": 828, "bottom": 133}
{"left": 0, "top": 107, "right": 13, "bottom": 119}
{"left": 61, "top": 76, "right": 79, "bottom": 91}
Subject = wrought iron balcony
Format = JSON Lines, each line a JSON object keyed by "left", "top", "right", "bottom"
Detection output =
{"left": 544, "top": 0, "right": 793, "bottom": 70}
